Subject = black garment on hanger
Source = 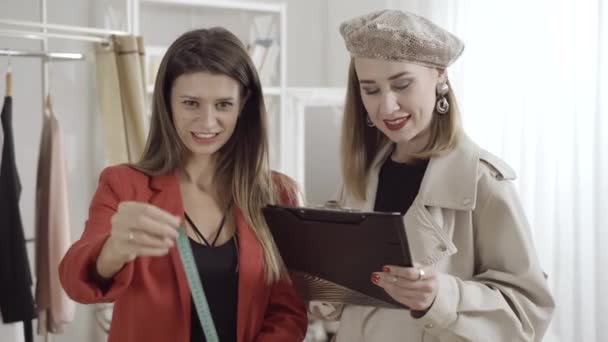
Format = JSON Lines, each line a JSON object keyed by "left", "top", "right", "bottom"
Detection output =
{"left": 0, "top": 96, "right": 37, "bottom": 341}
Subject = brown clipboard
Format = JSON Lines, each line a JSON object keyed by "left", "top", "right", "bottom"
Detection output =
{"left": 263, "top": 204, "right": 412, "bottom": 308}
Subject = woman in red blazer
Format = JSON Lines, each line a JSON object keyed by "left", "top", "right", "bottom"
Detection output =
{"left": 59, "top": 28, "right": 307, "bottom": 342}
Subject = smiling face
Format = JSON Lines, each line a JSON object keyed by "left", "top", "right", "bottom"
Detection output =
{"left": 354, "top": 58, "right": 446, "bottom": 145}
{"left": 170, "top": 71, "right": 243, "bottom": 160}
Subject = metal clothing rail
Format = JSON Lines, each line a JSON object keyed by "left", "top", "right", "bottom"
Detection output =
{"left": 0, "top": 18, "right": 129, "bottom": 43}
{"left": 0, "top": 28, "right": 110, "bottom": 43}
{"left": 0, "top": 18, "right": 128, "bottom": 36}
{"left": 0, "top": 49, "right": 84, "bottom": 61}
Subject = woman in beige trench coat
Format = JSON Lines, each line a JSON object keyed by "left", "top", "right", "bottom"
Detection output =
{"left": 313, "top": 9, "right": 555, "bottom": 342}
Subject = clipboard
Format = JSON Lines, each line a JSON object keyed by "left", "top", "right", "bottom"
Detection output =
{"left": 263, "top": 204, "right": 412, "bottom": 308}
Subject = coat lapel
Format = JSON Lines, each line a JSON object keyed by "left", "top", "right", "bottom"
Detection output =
{"left": 417, "top": 135, "right": 480, "bottom": 210}
{"left": 235, "top": 207, "right": 264, "bottom": 342}
{"left": 402, "top": 199, "right": 458, "bottom": 266}
{"left": 365, "top": 134, "right": 481, "bottom": 212}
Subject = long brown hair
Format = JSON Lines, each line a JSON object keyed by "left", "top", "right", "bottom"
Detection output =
{"left": 133, "top": 28, "right": 289, "bottom": 283}
{"left": 341, "top": 59, "right": 462, "bottom": 200}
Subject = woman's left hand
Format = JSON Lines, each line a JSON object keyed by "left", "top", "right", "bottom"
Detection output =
{"left": 371, "top": 265, "right": 438, "bottom": 312}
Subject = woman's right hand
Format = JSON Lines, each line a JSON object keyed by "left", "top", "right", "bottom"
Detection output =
{"left": 96, "top": 201, "right": 181, "bottom": 279}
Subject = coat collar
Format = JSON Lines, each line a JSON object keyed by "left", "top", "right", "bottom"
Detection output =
{"left": 370, "top": 134, "right": 481, "bottom": 210}
{"left": 149, "top": 168, "right": 179, "bottom": 192}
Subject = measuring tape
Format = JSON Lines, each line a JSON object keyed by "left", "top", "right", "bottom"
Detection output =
{"left": 176, "top": 227, "right": 219, "bottom": 342}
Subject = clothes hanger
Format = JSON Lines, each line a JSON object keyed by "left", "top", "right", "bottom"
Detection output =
{"left": 44, "top": 56, "right": 53, "bottom": 118}
{"left": 45, "top": 93, "right": 53, "bottom": 118}
{"left": 5, "top": 51, "right": 12, "bottom": 97}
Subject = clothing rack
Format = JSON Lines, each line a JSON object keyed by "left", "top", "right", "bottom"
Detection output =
{"left": 1, "top": 2, "right": 134, "bottom": 342}
{"left": 2, "top": 48, "right": 83, "bottom": 244}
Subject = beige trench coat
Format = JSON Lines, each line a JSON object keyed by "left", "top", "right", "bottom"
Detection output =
{"left": 317, "top": 135, "right": 554, "bottom": 342}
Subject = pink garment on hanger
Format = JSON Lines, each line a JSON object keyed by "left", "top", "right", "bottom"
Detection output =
{"left": 34, "top": 96, "right": 75, "bottom": 334}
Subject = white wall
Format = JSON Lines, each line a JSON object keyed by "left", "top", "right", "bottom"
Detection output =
{"left": 304, "top": 106, "right": 343, "bottom": 205}
{"left": 227, "top": 0, "right": 328, "bottom": 87}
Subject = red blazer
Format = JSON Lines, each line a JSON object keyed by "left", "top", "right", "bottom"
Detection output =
{"left": 59, "top": 165, "right": 307, "bottom": 342}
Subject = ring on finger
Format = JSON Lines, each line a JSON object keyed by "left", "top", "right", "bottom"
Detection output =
{"left": 417, "top": 268, "right": 425, "bottom": 281}
{"left": 128, "top": 230, "right": 135, "bottom": 242}
{"left": 390, "top": 276, "right": 398, "bottom": 284}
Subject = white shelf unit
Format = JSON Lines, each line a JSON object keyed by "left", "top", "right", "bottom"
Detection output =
{"left": 134, "top": 0, "right": 288, "bottom": 171}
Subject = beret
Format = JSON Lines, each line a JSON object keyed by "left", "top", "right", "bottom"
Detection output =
{"left": 340, "top": 9, "right": 464, "bottom": 68}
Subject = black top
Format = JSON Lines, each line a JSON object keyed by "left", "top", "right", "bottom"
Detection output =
{"left": 374, "top": 156, "right": 429, "bottom": 214}
{"left": 189, "top": 236, "right": 239, "bottom": 342}
{"left": 0, "top": 97, "right": 36, "bottom": 342}
{"left": 0, "top": 96, "right": 37, "bottom": 322}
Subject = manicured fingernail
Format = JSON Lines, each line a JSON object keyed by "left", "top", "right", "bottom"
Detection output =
{"left": 383, "top": 266, "right": 391, "bottom": 273}
{"left": 371, "top": 273, "right": 381, "bottom": 284}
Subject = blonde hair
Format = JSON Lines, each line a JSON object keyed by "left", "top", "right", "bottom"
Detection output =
{"left": 133, "top": 28, "right": 294, "bottom": 283}
{"left": 340, "top": 59, "right": 462, "bottom": 200}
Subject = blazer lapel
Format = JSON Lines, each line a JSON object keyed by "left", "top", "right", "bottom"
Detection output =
{"left": 148, "top": 171, "right": 191, "bottom": 320}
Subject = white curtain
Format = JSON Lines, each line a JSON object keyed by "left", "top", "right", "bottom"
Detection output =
{"left": 393, "top": 0, "right": 608, "bottom": 341}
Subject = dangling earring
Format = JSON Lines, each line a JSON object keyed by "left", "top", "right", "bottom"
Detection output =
{"left": 435, "top": 82, "right": 449, "bottom": 115}
{"left": 366, "top": 115, "right": 376, "bottom": 127}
